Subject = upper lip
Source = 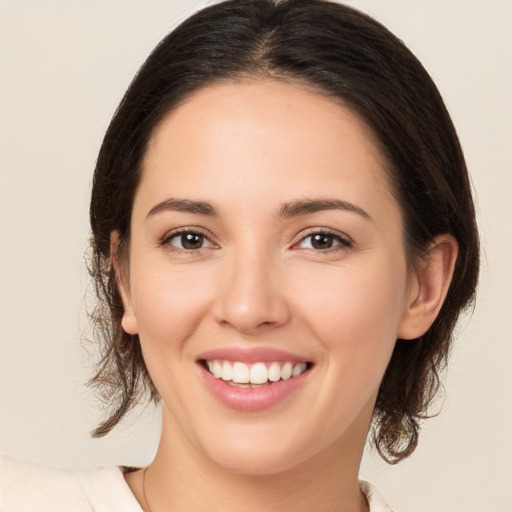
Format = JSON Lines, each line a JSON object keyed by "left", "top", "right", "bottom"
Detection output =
{"left": 197, "top": 346, "right": 311, "bottom": 364}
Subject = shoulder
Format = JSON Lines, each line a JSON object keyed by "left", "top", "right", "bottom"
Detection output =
{"left": 0, "top": 453, "right": 142, "bottom": 512}
{"left": 360, "top": 480, "right": 396, "bottom": 512}
{"left": 0, "top": 453, "right": 92, "bottom": 512}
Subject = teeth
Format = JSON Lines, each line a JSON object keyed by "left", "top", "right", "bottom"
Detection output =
{"left": 206, "top": 360, "right": 307, "bottom": 385}
{"left": 268, "top": 362, "right": 281, "bottom": 382}
{"left": 232, "top": 362, "right": 250, "bottom": 383}
{"left": 212, "top": 360, "right": 222, "bottom": 379}
{"left": 250, "top": 363, "right": 268, "bottom": 384}
{"left": 221, "top": 361, "right": 233, "bottom": 381}
{"left": 281, "top": 362, "right": 293, "bottom": 380}
{"left": 292, "top": 363, "right": 304, "bottom": 377}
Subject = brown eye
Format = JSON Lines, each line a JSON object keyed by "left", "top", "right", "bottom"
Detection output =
{"left": 166, "top": 231, "right": 213, "bottom": 250}
{"left": 311, "top": 233, "right": 335, "bottom": 249}
{"left": 297, "top": 231, "right": 351, "bottom": 251}
{"left": 181, "top": 233, "right": 204, "bottom": 249}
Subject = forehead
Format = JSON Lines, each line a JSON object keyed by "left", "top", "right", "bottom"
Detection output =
{"left": 138, "top": 79, "right": 397, "bottom": 220}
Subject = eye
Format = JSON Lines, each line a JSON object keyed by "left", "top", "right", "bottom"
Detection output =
{"left": 296, "top": 231, "right": 351, "bottom": 251}
{"left": 163, "top": 230, "right": 215, "bottom": 251}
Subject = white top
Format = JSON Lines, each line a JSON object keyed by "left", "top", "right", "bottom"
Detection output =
{"left": 0, "top": 454, "right": 394, "bottom": 511}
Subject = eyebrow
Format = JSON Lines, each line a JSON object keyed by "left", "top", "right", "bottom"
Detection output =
{"left": 146, "top": 197, "right": 371, "bottom": 221}
{"left": 147, "top": 198, "right": 218, "bottom": 218}
{"left": 278, "top": 199, "right": 372, "bottom": 221}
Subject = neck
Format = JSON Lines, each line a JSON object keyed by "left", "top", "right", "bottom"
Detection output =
{"left": 138, "top": 407, "right": 370, "bottom": 512}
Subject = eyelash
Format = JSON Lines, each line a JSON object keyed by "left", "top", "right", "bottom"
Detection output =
{"left": 292, "top": 229, "right": 352, "bottom": 252}
{"left": 161, "top": 228, "right": 217, "bottom": 252}
{"left": 160, "top": 228, "right": 352, "bottom": 253}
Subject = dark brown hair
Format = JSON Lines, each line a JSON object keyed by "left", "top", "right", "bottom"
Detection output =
{"left": 88, "top": 0, "right": 479, "bottom": 463}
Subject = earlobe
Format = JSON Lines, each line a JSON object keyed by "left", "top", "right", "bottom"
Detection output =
{"left": 121, "top": 314, "right": 138, "bottom": 335}
{"left": 398, "top": 234, "right": 459, "bottom": 340}
{"left": 110, "top": 231, "right": 138, "bottom": 335}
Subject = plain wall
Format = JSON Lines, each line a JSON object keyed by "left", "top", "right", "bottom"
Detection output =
{"left": 1, "top": 1, "right": 510, "bottom": 510}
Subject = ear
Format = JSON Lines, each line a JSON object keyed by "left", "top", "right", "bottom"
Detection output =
{"left": 398, "top": 234, "right": 458, "bottom": 340}
{"left": 110, "top": 231, "right": 138, "bottom": 335}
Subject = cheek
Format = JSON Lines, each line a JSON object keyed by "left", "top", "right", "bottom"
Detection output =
{"left": 285, "top": 258, "right": 409, "bottom": 435}
{"left": 130, "top": 262, "right": 216, "bottom": 346}
{"left": 128, "top": 263, "right": 219, "bottom": 410}
{"left": 291, "top": 256, "right": 408, "bottom": 361}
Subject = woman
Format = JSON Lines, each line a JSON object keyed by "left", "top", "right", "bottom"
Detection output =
{"left": 0, "top": 0, "right": 479, "bottom": 510}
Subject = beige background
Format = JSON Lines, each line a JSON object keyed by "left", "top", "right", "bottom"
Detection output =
{"left": 0, "top": 1, "right": 510, "bottom": 510}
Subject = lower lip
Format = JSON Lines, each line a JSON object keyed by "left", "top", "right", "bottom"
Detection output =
{"left": 199, "top": 364, "right": 310, "bottom": 412}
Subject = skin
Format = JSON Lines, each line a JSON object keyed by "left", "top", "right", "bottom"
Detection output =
{"left": 118, "top": 79, "right": 457, "bottom": 512}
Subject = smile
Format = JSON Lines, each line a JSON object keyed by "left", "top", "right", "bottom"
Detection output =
{"left": 206, "top": 360, "right": 308, "bottom": 386}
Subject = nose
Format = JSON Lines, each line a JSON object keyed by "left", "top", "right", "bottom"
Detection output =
{"left": 213, "top": 249, "right": 291, "bottom": 335}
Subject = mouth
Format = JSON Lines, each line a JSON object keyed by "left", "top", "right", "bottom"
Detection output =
{"left": 201, "top": 359, "right": 311, "bottom": 387}
{"left": 196, "top": 347, "right": 313, "bottom": 411}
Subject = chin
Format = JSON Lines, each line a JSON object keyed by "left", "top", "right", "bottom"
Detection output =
{"left": 192, "top": 421, "right": 323, "bottom": 477}
{"left": 207, "top": 445, "right": 303, "bottom": 476}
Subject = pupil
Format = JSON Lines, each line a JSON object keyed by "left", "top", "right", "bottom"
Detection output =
{"left": 312, "top": 234, "right": 332, "bottom": 249}
{"left": 182, "top": 233, "right": 202, "bottom": 249}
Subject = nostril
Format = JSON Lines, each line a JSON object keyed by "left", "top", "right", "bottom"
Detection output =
{"left": 212, "top": 267, "right": 291, "bottom": 333}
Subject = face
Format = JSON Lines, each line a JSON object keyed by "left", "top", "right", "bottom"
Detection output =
{"left": 118, "top": 80, "right": 419, "bottom": 475}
